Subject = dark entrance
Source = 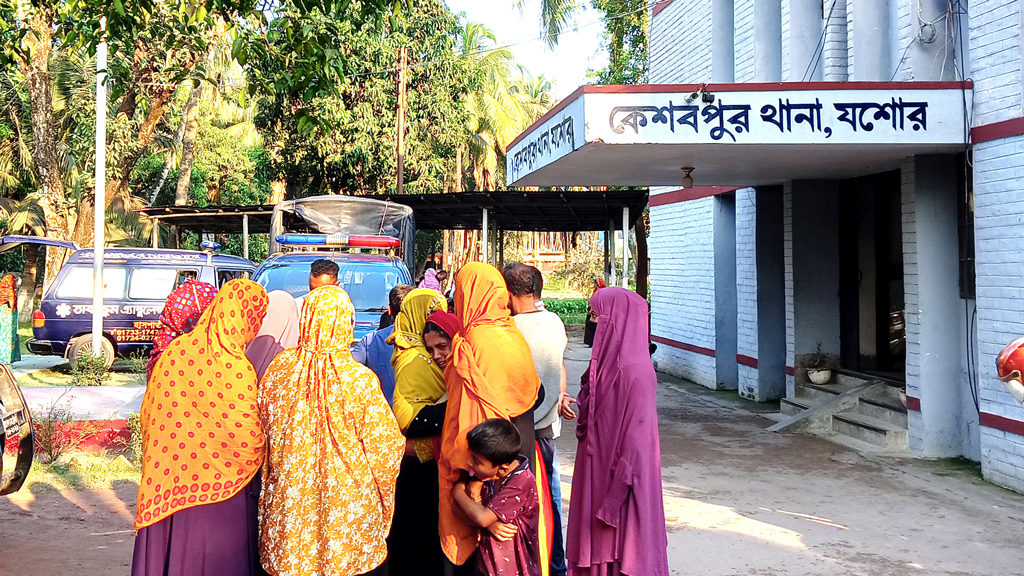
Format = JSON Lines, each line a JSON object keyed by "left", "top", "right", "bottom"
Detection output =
{"left": 838, "top": 170, "right": 906, "bottom": 378}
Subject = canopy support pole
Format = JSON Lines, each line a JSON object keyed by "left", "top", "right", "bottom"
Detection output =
{"left": 622, "top": 206, "right": 630, "bottom": 289}
{"left": 608, "top": 219, "right": 617, "bottom": 287}
{"left": 482, "top": 208, "right": 489, "bottom": 264}
{"left": 151, "top": 219, "right": 159, "bottom": 249}
{"left": 603, "top": 229, "right": 610, "bottom": 285}
{"left": 242, "top": 214, "right": 249, "bottom": 261}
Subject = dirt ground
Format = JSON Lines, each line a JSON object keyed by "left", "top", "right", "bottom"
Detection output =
{"left": 558, "top": 335, "right": 1024, "bottom": 576}
{"left": 2, "top": 332, "right": 1024, "bottom": 575}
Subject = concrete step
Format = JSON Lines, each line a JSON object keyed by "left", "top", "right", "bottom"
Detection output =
{"left": 799, "top": 383, "right": 844, "bottom": 403}
{"left": 834, "top": 367, "right": 905, "bottom": 389}
{"left": 780, "top": 397, "right": 813, "bottom": 417}
{"left": 832, "top": 412, "right": 907, "bottom": 450}
{"left": 857, "top": 395, "right": 908, "bottom": 428}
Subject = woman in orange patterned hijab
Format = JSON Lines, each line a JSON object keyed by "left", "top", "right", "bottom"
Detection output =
{"left": 258, "top": 285, "right": 404, "bottom": 576}
{"left": 438, "top": 262, "right": 540, "bottom": 567}
{"left": 132, "top": 278, "right": 269, "bottom": 576}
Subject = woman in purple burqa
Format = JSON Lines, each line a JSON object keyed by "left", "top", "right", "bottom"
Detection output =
{"left": 566, "top": 287, "right": 669, "bottom": 576}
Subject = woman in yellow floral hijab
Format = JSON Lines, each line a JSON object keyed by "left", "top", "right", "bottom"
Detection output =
{"left": 258, "top": 285, "right": 404, "bottom": 576}
{"left": 386, "top": 288, "right": 448, "bottom": 576}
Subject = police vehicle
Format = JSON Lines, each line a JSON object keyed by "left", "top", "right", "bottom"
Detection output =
{"left": 253, "top": 196, "right": 414, "bottom": 342}
{"left": 24, "top": 238, "right": 255, "bottom": 369}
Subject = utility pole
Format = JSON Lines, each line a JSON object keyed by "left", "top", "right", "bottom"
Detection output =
{"left": 396, "top": 46, "right": 408, "bottom": 195}
{"left": 91, "top": 17, "right": 107, "bottom": 359}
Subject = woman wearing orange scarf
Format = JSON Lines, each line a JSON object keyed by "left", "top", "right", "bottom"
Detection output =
{"left": 258, "top": 285, "right": 404, "bottom": 576}
{"left": 438, "top": 262, "right": 541, "bottom": 569}
{"left": 132, "top": 279, "right": 269, "bottom": 576}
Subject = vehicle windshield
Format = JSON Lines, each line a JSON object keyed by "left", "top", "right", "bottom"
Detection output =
{"left": 256, "top": 262, "right": 402, "bottom": 312}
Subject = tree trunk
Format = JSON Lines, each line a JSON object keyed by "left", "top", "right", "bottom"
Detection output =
{"left": 174, "top": 86, "right": 203, "bottom": 206}
{"left": 20, "top": 7, "right": 76, "bottom": 291}
{"left": 634, "top": 211, "right": 649, "bottom": 299}
{"left": 147, "top": 106, "right": 190, "bottom": 204}
{"left": 18, "top": 243, "right": 41, "bottom": 321}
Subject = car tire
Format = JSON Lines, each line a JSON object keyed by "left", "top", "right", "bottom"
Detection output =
{"left": 68, "top": 335, "right": 115, "bottom": 370}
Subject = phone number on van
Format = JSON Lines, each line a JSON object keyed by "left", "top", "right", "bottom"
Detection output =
{"left": 54, "top": 303, "right": 165, "bottom": 319}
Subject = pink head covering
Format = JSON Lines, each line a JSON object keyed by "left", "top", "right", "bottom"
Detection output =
{"left": 246, "top": 290, "right": 301, "bottom": 381}
{"left": 146, "top": 280, "right": 218, "bottom": 381}
{"left": 566, "top": 286, "right": 668, "bottom": 576}
{"left": 419, "top": 268, "right": 442, "bottom": 291}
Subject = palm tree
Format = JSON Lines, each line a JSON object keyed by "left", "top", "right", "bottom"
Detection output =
{"left": 513, "top": 0, "right": 580, "bottom": 48}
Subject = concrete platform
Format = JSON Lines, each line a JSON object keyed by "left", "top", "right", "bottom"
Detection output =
{"left": 20, "top": 385, "right": 145, "bottom": 420}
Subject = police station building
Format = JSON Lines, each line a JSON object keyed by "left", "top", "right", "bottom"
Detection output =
{"left": 507, "top": 1, "right": 1024, "bottom": 492}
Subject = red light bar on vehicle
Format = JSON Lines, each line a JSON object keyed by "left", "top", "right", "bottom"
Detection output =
{"left": 275, "top": 234, "right": 401, "bottom": 249}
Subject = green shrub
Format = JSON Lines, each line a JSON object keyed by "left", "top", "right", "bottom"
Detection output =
{"left": 542, "top": 298, "right": 589, "bottom": 325}
{"left": 117, "top": 412, "right": 144, "bottom": 463}
{"left": 71, "top": 354, "right": 110, "bottom": 386}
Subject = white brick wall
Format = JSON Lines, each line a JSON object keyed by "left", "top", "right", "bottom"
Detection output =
{"left": 894, "top": 0, "right": 913, "bottom": 81}
{"left": 781, "top": 0, "right": 791, "bottom": 81}
{"left": 651, "top": 0, "right": 714, "bottom": 83}
{"left": 735, "top": 0, "right": 756, "bottom": 82}
{"left": 901, "top": 160, "right": 925, "bottom": 451}
{"left": 783, "top": 183, "right": 795, "bottom": 396}
{"left": 823, "top": 0, "right": 848, "bottom": 81}
{"left": 973, "top": 134, "right": 1024, "bottom": 492}
{"left": 901, "top": 161, "right": 921, "bottom": 402}
{"left": 969, "top": 0, "right": 1024, "bottom": 125}
{"left": 846, "top": 0, "right": 855, "bottom": 78}
{"left": 736, "top": 187, "right": 759, "bottom": 398}
{"left": 650, "top": 190, "right": 719, "bottom": 388}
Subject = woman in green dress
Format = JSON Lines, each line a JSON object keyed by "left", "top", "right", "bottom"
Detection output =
{"left": 0, "top": 274, "right": 21, "bottom": 365}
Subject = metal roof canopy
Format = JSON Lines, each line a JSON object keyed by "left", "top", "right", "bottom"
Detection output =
{"left": 135, "top": 190, "right": 649, "bottom": 234}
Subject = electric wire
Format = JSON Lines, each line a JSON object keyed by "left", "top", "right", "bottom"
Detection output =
{"left": 801, "top": 0, "right": 837, "bottom": 82}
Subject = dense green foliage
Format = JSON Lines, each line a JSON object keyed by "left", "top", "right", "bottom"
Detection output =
{"left": 588, "top": 0, "right": 648, "bottom": 85}
{"left": 254, "top": 0, "right": 474, "bottom": 196}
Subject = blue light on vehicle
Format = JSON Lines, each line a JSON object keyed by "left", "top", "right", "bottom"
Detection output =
{"left": 200, "top": 241, "right": 221, "bottom": 251}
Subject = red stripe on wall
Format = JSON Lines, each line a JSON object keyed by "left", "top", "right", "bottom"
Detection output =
{"left": 971, "top": 116, "right": 1024, "bottom": 144}
{"left": 905, "top": 395, "right": 921, "bottom": 412}
{"left": 736, "top": 354, "right": 758, "bottom": 368}
{"left": 649, "top": 186, "right": 740, "bottom": 207}
{"left": 785, "top": 366, "right": 795, "bottom": 376}
{"left": 980, "top": 412, "right": 1024, "bottom": 437}
{"left": 650, "top": 335, "right": 716, "bottom": 357}
{"left": 652, "top": 0, "right": 673, "bottom": 17}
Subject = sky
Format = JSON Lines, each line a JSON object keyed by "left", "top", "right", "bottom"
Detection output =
{"left": 443, "top": 0, "right": 608, "bottom": 99}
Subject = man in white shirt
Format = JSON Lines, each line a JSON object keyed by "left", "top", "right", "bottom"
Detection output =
{"left": 503, "top": 262, "right": 575, "bottom": 576}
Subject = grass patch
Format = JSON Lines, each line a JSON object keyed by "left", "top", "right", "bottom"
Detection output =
{"left": 16, "top": 363, "right": 144, "bottom": 387}
{"left": 927, "top": 457, "right": 984, "bottom": 479}
{"left": 2, "top": 452, "right": 141, "bottom": 492}
{"left": 15, "top": 321, "right": 146, "bottom": 387}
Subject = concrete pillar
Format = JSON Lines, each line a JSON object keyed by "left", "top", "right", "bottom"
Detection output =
{"left": 908, "top": 155, "right": 963, "bottom": 456}
{"left": 753, "top": 0, "right": 783, "bottom": 81}
{"left": 791, "top": 181, "right": 841, "bottom": 375}
{"left": 911, "top": 0, "right": 956, "bottom": 81}
{"left": 851, "top": 0, "right": 891, "bottom": 80}
{"left": 788, "top": 0, "right": 823, "bottom": 81}
{"left": 712, "top": 0, "right": 736, "bottom": 82}
{"left": 756, "top": 186, "right": 786, "bottom": 401}
{"left": 242, "top": 214, "right": 249, "bottom": 261}
{"left": 823, "top": 0, "right": 848, "bottom": 81}
{"left": 481, "top": 208, "right": 488, "bottom": 264}
{"left": 151, "top": 219, "right": 159, "bottom": 249}
{"left": 714, "top": 192, "right": 738, "bottom": 390}
{"left": 622, "top": 207, "right": 629, "bottom": 289}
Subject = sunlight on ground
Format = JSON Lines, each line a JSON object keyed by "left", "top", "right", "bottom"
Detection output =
{"left": 559, "top": 467, "right": 806, "bottom": 550}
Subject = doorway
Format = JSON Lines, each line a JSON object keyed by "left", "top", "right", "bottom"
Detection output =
{"left": 838, "top": 171, "right": 906, "bottom": 379}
